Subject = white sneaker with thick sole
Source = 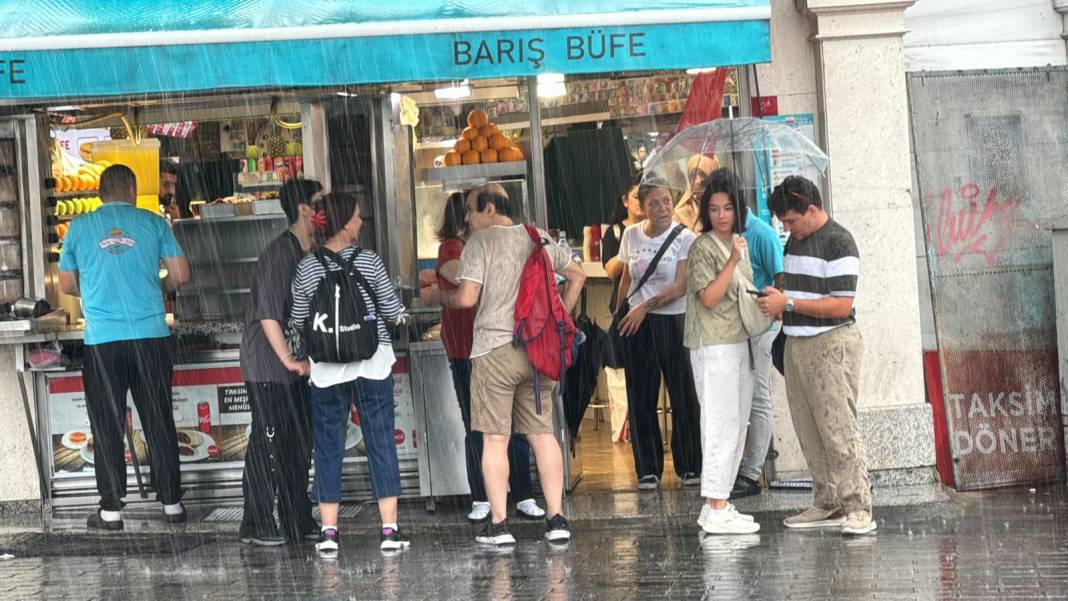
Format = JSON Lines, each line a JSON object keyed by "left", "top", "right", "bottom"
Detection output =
{"left": 467, "top": 501, "right": 490, "bottom": 522}
{"left": 701, "top": 509, "right": 761, "bottom": 535}
{"left": 516, "top": 498, "right": 545, "bottom": 520}
{"left": 699, "top": 503, "right": 755, "bottom": 528}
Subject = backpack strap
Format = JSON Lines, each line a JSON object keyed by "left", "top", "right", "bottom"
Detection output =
{"left": 319, "top": 246, "right": 384, "bottom": 318}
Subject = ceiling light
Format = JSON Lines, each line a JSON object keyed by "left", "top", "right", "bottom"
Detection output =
{"left": 537, "top": 82, "right": 566, "bottom": 98}
{"left": 434, "top": 81, "right": 471, "bottom": 100}
{"left": 537, "top": 72, "right": 565, "bottom": 84}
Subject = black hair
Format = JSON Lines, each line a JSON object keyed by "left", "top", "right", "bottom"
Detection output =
{"left": 99, "top": 164, "right": 136, "bottom": 201}
{"left": 768, "top": 175, "right": 822, "bottom": 217}
{"left": 279, "top": 178, "right": 323, "bottom": 225}
{"left": 159, "top": 160, "right": 179, "bottom": 176}
{"left": 437, "top": 190, "right": 468, "bottom": 241}
{"left": 637, "top": 175, "right": 674, "bottom": 206}
{"left": 610, "top": 172, "right": 643, "bottom": 225}
{"left": 319, "top": 192, "right": 360, "bottom": 241}
{"left": 698, "top": 168, "right": 748, "bottom": 234}
{"left": 475, "top": 187, "right": 517, "bottom": 219}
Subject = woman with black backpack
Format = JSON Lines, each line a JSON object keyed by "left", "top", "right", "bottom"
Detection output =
{"left": 288, "top": 192, "right": 408, "bottom": 556}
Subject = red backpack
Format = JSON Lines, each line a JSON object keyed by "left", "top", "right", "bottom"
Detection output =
{"left": 513, "top": 225, "right": 579, "bottom": 413}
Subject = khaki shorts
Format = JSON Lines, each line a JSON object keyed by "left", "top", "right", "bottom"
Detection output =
{"left": 471, "top": 344, "right": 555, "bottom": 436}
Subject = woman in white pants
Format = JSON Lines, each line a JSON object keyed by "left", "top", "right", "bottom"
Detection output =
{"left": 684, "top": 168, "right": 761, "bottom": 535}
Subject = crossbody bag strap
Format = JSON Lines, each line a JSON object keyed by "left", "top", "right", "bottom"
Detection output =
{"left": 626, "top": 224, "right": 685, "bottom": 302}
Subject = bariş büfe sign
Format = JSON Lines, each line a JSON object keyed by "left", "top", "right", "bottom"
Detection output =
{"left": 454, "top": 31, "right": 646, "bottom": 69}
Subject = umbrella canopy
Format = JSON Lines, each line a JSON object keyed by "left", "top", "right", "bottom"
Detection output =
{"left": 642, "top": 116, "right": 829, "bottom": 232}
{"left": 644, "top": 117, "right": 829, "bottom": 190}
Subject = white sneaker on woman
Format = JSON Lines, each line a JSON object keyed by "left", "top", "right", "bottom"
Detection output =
{"left": 467, "top": 502, "right": 490, "bottom": 522}
{"left": 698, "top": 503, "right": 754, "bottom": 527}
{"left": 701, "top": 508, "right": 760, "bottom": 535}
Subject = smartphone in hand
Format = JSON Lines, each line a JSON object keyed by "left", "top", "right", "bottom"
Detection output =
{"left": 746, "top": 289, "right": 769, "bottom": 298}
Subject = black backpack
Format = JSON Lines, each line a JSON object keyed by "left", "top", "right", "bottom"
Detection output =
{"left": 303, "top": 248, "right": 381, "bottom": 363}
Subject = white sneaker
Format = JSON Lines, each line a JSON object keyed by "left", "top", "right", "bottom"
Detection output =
{"left": 516, "top": 498, "right": 545, "bottom": 520}
{"left": 699, "top": 503, "right": 754, "bottom": 527}
{"left": 701, "top": 508, "right": 761, "bottom": 535}
{"left": 467, "top": 501, "right": 490, "bottom": 522}
{"left": 727, "top": 503, "right": 755, "bottom": 523}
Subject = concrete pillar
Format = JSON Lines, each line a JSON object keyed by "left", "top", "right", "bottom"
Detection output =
{"left": 0, "top": 346, "right": 42, "bottom": 508}
{"left": 1056, "top": 1, "right": 1068, "bottom": 56}
{"left": 790, "top": 0, "right": 934, "bottom": 484}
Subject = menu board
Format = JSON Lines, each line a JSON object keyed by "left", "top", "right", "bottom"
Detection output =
{"left": 47, "top": 365, "right": 248, "bottom": 478}
{"left": 47, "top": 360, "right": 418, "bottom": 478}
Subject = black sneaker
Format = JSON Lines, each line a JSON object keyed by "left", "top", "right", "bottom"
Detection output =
{"left": 544, "top": 514, "right": 571, "bottom": 543}
{"left": 316, "top": 528, "right": 340, "bottom": 556}
{"left": 680, "top": 473, "right": 701, "bottom": 487}
{"left": 637, "top": 475, "right": 660, "bottom": 491}
{"left": 86, "top": 509, "right": 123, "bottom": 531}
{"left": 475, "top": 520, "right": 516, "bottom": 546}
{"left": 240, "top": 527, "right": 287, "bottom": 547}
{"left": 729, "top": 475, "right": 761, "bottom": 500}
{"left": 379, "top": 527, "right": 410, "bottom": 551}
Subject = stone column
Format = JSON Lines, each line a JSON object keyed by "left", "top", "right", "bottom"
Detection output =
{"left": 795, "top": 0, "right": 934, "bottom": 484}
{"left": 1056, "top": 1, "right": 1068, "bottom": 56}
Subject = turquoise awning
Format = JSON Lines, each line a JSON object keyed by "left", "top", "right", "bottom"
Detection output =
{"left": 0, "top": 1, "right": 770, "bottom": 100}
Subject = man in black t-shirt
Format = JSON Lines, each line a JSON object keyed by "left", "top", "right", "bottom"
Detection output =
{"left": 757, "top": 176, "right": 875, "bottom": 536}
{"left": 238, "top": 179, "right": 322, "bottom": 546}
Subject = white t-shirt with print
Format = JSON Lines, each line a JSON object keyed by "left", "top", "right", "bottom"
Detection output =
{"left": 617, "top": 221, "right": 696, "bottom": 316}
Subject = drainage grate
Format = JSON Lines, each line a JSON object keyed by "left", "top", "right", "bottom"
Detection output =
{"left": 201, "top": 504, "right": 365, "bottom": 522}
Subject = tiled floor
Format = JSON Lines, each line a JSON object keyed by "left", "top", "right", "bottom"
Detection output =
{"left": 573, "top": 415, "right": 682, "bottom": 493}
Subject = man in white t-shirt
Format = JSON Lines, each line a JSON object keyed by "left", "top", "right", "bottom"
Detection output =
{"left": 445, "top": 184, "right": 586, "bottom": 546}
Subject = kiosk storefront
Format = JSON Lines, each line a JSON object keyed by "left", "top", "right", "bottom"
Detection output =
{"left": 0, "top": 1, "right": 771, "bottom": 510}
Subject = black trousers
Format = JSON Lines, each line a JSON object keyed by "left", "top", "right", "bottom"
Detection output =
{"left": 83, "top": 337, "right": 181, "bottom": 511}
{"left": 620, "top": 313, "right": 702, "bottom": 479}
{"left": 241, "top": 380, "right": 315, "bottom": 538}
{"left": 449, "top": 359, "right": 534, "bottom": 503}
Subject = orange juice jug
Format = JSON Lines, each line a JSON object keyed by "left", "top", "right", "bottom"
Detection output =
{"left": 88, "top": 139, "right": 161, "bottom": 213}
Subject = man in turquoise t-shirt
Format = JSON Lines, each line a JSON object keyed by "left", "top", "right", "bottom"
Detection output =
{"left": 732, "top": 206, "right": 785, "bottom": 499}
{"left": 59, "top": 165, "right": 190, "bottom": 531}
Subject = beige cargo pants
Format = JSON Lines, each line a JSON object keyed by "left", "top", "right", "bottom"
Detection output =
{"left": 784, "top": 324, "right": 872, "bottom": 515}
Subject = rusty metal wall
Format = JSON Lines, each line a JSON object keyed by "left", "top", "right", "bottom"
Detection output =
{"left": 908, "top": 68, "right": 1068, "bottom": 490}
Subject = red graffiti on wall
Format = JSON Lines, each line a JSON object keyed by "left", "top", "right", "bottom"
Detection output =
{"left": 924, "top": 183, "right": 1021, "bottom": 266}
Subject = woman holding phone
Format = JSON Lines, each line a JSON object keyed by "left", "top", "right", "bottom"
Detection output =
{"left": 684, "top": 169, "right": 762, "bottom": 535}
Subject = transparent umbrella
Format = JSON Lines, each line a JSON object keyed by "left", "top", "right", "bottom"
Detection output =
{"left": 642, "top": 117, "right": 829, "bottom": 229}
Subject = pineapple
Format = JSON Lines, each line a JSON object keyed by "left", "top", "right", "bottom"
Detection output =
{"left": 265, "top": 131, "right": 286, "bottom": 158}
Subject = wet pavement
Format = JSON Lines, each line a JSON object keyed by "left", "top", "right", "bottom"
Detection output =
{"left": 1, "top": 484, "right": 1066, "bottom": 600}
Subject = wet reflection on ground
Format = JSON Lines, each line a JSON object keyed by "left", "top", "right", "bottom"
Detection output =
{"left": 1, "top": 486, "right": 1066, "bottom": 600}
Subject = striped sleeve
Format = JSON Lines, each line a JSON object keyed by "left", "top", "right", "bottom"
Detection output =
{"left": 356, "top": 250, "right": 404, "bottom": 323}
{"left": 288, "top": 254, "right": 323, "bottom": 332}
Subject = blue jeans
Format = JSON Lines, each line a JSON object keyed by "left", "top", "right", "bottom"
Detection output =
{"left": 311, "top": 376, "right": 401, "bottom": 503}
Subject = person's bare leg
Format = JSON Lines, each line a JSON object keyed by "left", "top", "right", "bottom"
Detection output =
{"left": 377, "top": 496, "right": 398, "bottom": 525}
{"left": 526, "top": 432, "right": 564, "bottom": 518}
{"left": 319, "top": 502, "right": 338, "bottom": 527}
{"left": 482, "top": 434, "right": 511, "bottom": 523}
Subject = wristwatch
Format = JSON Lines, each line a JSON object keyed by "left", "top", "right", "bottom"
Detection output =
{"left": 784, "top": 298, "right": 796, "bottom": 313}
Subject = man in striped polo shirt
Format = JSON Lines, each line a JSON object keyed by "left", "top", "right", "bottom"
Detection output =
{"left": 756, "top": 175, "right": 875, "bottom": 536}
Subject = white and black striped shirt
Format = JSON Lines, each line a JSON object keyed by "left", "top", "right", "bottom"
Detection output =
{"left": 289, "top": 245, "right": 404, "bottom": 344}
{"left": 782, "top": 219, "right": 859, "bottom": 337}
